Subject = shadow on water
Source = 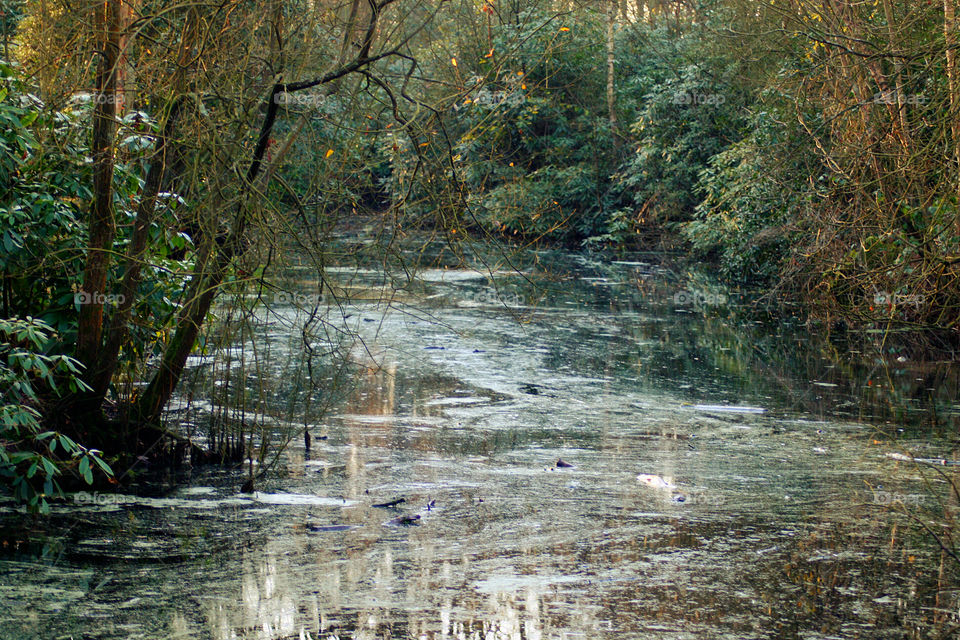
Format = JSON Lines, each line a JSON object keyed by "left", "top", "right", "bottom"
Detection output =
{"left": 1, "top": 245, "right": 959, "bottom": 639}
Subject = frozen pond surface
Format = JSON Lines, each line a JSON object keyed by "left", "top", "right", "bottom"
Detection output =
{"left": 1, "top": 249, "right": 958, "bottom": 639}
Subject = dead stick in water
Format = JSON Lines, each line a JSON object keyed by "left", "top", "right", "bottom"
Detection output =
{"left": 372, "top": 498, "right": 406, "bottom": 508}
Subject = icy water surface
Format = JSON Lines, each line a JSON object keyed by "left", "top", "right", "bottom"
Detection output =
{"left": 2, "top": 249, "right": 959, "bottom": 639}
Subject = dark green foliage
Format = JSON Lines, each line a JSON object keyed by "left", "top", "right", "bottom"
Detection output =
{"left": 443, "top": 12, "right": 757, "bottom": 249}
{"left": 0, "top": 60, "right": 88, "bottom": 330}
{"left": 683, "top": 103, "right": 817, "bottom": 283}
{"left": 1, "top": 61, "right": 192, "bottom": 354}
{"left": 0, "top": 316, "right": 112, "bottom": 513}
{"left": 614, "top": 22, "right": 752, "bottom": 230}
{"left": 442, "top": 7, "right": 633, "bottom": 244}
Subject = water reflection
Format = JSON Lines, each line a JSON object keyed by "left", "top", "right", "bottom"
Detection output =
{"left": 203, "top": 544, "right": 577, "bottom": 640}
{"left": 1, "top": 249, "right": 958, "bottom": 640}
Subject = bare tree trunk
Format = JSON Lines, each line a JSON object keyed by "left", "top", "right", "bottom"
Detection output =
{"left": 332, "top": 0, "right": 363, "bottom": 93}
{"left": 880, "top": 0, "right": 911, "bottom": 157}
{"left": 89, "top": 8, "right": 200, "bottom": 403}
{"left": 91, "top": 103, "right": 182, "bottom": 401}
{"left": 339, "top": 0, "right": 362, "bottom": 66}
{"left": 945, "top": 0, "right": 960, "bottom": 229}
{"left": 134, "top": 250, "right": 233, "bottom": 424}
{"left": 76, "top": 0, "right": 122, "bottom": 380}
{"left": 882, "top": 3, "right": 906, "bottom": 125}
{"left": 606, "top": 0, "right": 617, "bottom": 131}
{"left": 134, "top": 0, "right": 391, "bottom": 423}
{"left": 117, "top": 0, "right": 133, "bottom": 114}
{"left": 134, "top": 87, "right": 284, "bottom": 424}
{"left": 645, "top": 0, "right": 658, "bottom": 25}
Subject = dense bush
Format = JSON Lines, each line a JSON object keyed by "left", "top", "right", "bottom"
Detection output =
{"left": 0, "top": 316, "right": 112, "bottom": 512}
{"left": 615, "top": 25, "right": 750, "bottom": 231}
{"left": 683, "top": 102, "right": 818, "bottom": 284}
{"left": 436, "top": 7, "right": 633, "bottom": 245}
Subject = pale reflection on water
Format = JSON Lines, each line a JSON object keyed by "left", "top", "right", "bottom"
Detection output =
{"left": 205, "top": 544, "right": 594, "bottom": 640}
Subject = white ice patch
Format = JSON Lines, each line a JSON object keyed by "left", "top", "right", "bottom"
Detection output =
{"left": 692, "top": 404, "right": 766, "bottom": 414}
{"left": 252, "top": 492, "right": 357, "bottom": 507}
{"left": 636, "top": 474, "right": 677, "bottom": 490}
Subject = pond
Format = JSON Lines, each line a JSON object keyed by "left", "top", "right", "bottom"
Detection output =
{"left": 1, "top": 244, "right": 959, "bottom": 639}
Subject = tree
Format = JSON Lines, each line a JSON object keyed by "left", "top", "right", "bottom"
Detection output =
{"left": 3, "top": 0, "right": 456, "bottom": 456}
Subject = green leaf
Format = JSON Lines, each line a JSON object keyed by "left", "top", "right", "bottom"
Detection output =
{"left": 92, "top": 456, "right": 113, "bottom": 475}
{"left": 59, "top": 434, "right": 79, "bottom": 453}
{"left": 41, "top": 457, "right": 58, "bottom": 478}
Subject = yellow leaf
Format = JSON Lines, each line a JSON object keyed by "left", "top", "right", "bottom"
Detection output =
{"left": 451, "top": 57, "right": 458, "bottom": 67}
{"left": 325, "top": 149, "right": 334, "bottom": 158}
{"left": 521, "top": 84, "right": 526, "bottom": 90}
{"left": 559, "top": 27, "right": 569, "bottom": 32}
